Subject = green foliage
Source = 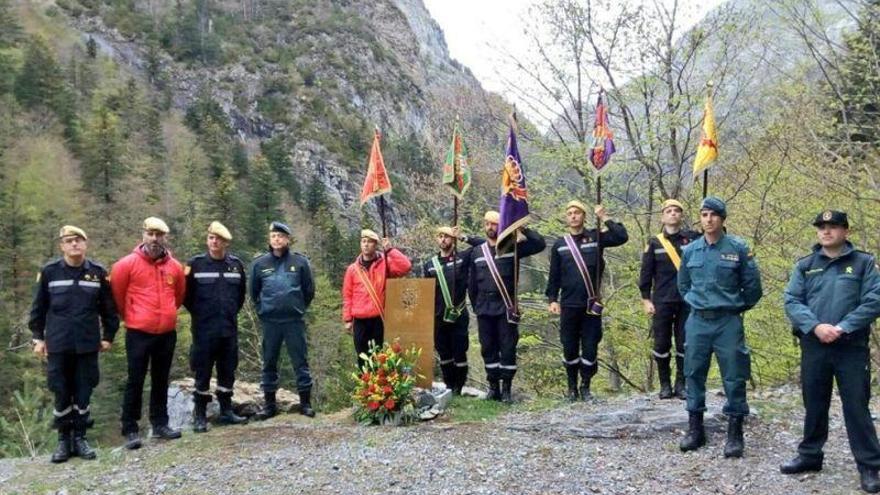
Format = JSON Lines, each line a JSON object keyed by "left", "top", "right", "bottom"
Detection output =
{"left": 0, "top": 0, "right": 23, "bottom": 48}
{"left": 14, "top": 36, "right": 63, "bottom": 109}
{"left": 81, "top": 105, "right": 124, "bottom": 203}
{"left": 0, "top": 372, "right": 55, "bottom": 458}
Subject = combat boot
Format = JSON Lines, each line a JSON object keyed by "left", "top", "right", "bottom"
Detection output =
{"left": 217, "top": 392, "right": 247, "bottom": 425}
{"left": 723, "top": 415, "right": 744, "bottom": 458}
{"left": 657, "top": 357, "right": 673, "bottom": 399}
{"left": 486, "top": 380, "right": 501, "bottom": 401}
{"left": 500, "top": 379, "right": 513, "bottom": 404}
{"left": 50, "top": 429, "right": 71, "bottom": 463}
{"left": 299, "top": 390, "right": 316, "bottom": 418}
{"left": 565, "top": 367, "right": 579, "bottom": 402}
{"left": 193, "top": 396, "right": 209, "bottom": 433}
{"left": 254, "top": 392, "right": 278, "bottom": 421}
{"left": 679, "top": 412, "right": 706, "bottom": 452}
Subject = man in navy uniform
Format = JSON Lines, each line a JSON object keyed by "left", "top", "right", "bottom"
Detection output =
{"left": 782, "top": 210, "right": 880, "bottom": 493}
{"left": 468, "top": 210, "right": 545, "bottom": 403}
{"left": 546, "top": 201, "right": 628, "bottom": 401}
{"left": 422, "top": 226, "right": 483, "bottom": 394}
{"left": 184, "top": 221, "right": 248, "bottom": 432}
{"left": 29, "top": 225, "right": 118, "bottom": 462}
{"left": 639, "top": 198, "right": 699, "bottom": 399}
{"left": 677, "top": 196, "right": 762, "bottom": 458}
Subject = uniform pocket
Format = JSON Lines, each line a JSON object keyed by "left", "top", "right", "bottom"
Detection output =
{"left": 48, "top": 282, "right": 73, "bottom": 312}
{"left": 716, "top": 260, "right": 740, "bottom": 287}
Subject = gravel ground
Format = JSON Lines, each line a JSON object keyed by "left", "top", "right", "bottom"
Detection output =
{"left": 0, "top": 387, "right": 869, "bottom": 495}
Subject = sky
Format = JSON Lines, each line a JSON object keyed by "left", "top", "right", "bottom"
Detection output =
{"left": 423, "top": 0, "right": 725, "bottom": 123}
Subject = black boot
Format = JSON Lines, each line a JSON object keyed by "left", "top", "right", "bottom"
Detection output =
{"left": 679, "top": 412, "right": 706, "bottom": 452}
{"left": 860, "top": 466, "right": 880, "bottom": 493}
{"left": 723, "top": 415, "right": 744, "bottom": 458}
{"left": 565, "top": 367, "right": 579, "bottom": 402}
{"left": 453, "top": 365, "right": 468, "bottom": 395}
{"left": 193, "top": 395, "right": 209, "bottom": 433}
{"left": 72, "top": 412, "right": 96, "bottom": 460}
{"left": 579, "top": 374, "right": 593, "bottom": 402}
{"left": 486, "top": 380, "right": 501, "bottom": 401}
{"left": 657, "top": 357, "right": 673, "bottom": 399}
{"left": 500, "top": 379, "right": 513, "bottom": 404}
{"left": 254, "top": 392, "right": 278, "bottom": 421}
{"left": 440, "top": 363, "right": 455, "bottom": 392}
{"left": 217, "top": 392, "right": 247, "bottom": 425}
{"left": 50, "top": 429, "right": 71, "bottom": 463}
{"left": 299, "top": 390, "right": 316, "bottom": 418}
{"left": 780, "top": 455, "right": 822, "bottom": 474}
{"left": 674, "top": 356, "right": 686, "bottom": 400}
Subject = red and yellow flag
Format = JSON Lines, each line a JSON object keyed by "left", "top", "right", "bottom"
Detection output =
{"left": 360, "top": 130, "right": 392, "bottom": 205}
{"left": 693, "top": 94, "right": 718, "bottom": 176}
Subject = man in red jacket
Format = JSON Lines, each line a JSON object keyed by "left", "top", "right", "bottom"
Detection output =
{"left": 111, "top": 217, "right": 186, "bottom": 449}
{"left": 342, "top": 229, "right": 411, "bottom": 368}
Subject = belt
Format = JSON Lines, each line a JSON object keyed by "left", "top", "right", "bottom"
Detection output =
{"left": 692, "top": 309, "right": 737, "bottom": 320}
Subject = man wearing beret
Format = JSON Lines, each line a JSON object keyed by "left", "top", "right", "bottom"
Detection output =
{"left": 546, "top": 201, "right": 628, "bottom": 401}
{"left": 342, "top": 229, "right": 412, "bottom": 369}
{"left": 183, "top": 222, "right": 248, "bottom": 432}
{"left": 782, "top": 210, "right": 880, "bottom": 493}
{"left": 678, "top": 197, "right": 762, "bottom": 458}
{"left": 638, "top": 199, "right": 700, "bottom": 400}
{"left": 422, "top": 226, "right": 484, "bottom": 394}
{"left": 468, "top": 210, "right": 545, "bottom": 403}
{"left": 251, "top": 221, "right": 316, "bottom": 420}
{"left": 112, "top": 217, "right": 187, "bottom": 449}
{"left": 29, "top": 226, "right": 118, "bottom": 462}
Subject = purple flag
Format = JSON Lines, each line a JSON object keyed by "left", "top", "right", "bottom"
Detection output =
{"left": 497, "top": 125, "right": 530, "bottom": 254}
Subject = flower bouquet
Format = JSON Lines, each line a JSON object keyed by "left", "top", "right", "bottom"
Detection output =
{"left": 352, "top": 340, "right": 422, "bottom": 426}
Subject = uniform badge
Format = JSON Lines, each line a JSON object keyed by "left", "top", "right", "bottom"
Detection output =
{"left": 166, "top": 275, "right": 175, "bottom": 285}
{"left": 846, "top": 266, "right": 853, "bottom": 274}
{"left": 720, "top": 253, "right": 740, "bottom": 262}
{"left": 822, "top": 210, "right": 833, "bottom": 221}
{"left": 289, "top": 265, "right": 296, "bottom": 272}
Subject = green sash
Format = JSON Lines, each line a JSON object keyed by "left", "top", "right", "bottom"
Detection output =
{"left": 431, "top": 256, "right": 463, "bottom": 323}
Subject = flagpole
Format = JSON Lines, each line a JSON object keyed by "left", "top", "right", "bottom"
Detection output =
{"left": 510, "top": 107, "right": 520, "bottom": 317}
{"left": 375, "top": 126, "right": 389, "bottom": 277}
{"left": 595, "top": 173, "right": 603, "bottom": 300}
{"left": 451, "top": 118, "right": 460, "bottom": 314}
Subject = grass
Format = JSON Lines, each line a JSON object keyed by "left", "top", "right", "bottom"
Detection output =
{"left": 442, "top": 395, "right": 563, "bottom": 423}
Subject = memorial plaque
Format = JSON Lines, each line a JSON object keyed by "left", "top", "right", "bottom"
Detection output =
{"left": 384, "top": 278, "right": 435, "bottom": 388}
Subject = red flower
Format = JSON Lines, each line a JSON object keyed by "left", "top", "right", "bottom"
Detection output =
{"left": 368, "top": 384, "right": 377, "bottom": 393}
{"left": 391, "top": 342, "right": 402, "bottom": 353}
{"left": 377, "top": 377, "right": 388, "bottom": 386}
{"left": 377, "top": 353, "right": 388, "bottom": 364}
{"left": 368, "top": 401, "right": 380, "bottom": 411}
{"left": 384, "top": 399, "right": 396, "bottom": 410}
{"left": 361, "top": 372, "right": 371, "bottom": 382}
{"left": 377, "top": 368, "right": 386, "bottom": 377}
{"left": 361, "top": 389, "right": 371, "bottom": 397}
{"left": 382, "top": 385, "right": 393, "bottom": 395}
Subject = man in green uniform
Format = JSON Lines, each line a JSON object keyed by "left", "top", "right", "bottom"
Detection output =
{"left": 781, "top": 210, "right": 880, "bottom": 493}
{"left": 677, "top": 196, "right": 762, "bottom": 458}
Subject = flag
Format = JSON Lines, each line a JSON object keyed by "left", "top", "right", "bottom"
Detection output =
{"left": 441, "top": 124, "right": 471, "bottom": 198}
{"left": 496, "top": 125, "right": 530, "bottom": 254}
{"left": 693, "top": 94, "right": 718, "bottom": 176}
{"left": 589, "top": 92, "right": 616, "bottom": 171}
{"left": 360, "top": 130, "right": 392, "bottom": 205}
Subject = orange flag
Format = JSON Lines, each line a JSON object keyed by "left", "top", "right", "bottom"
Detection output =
{"left": 360, "top": 130, "right": 392, "bottom": 205}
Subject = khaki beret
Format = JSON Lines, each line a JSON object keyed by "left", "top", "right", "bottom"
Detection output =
{"left": 436, "top": 226, "right": 456, "bottom": 237}
{"left": 207, "top": 221, "right": 232, "bottom": 241}
{"left": 58, "top": 225, "right": 87, "bottom": 240}
{"left": 483, "top": 211, "right": 500, "bottom": 224}
{"left": 565, "top": 200, "right": 588, "bottom": 214}
{"left": 143, "top": 217, "right": 170, "bottom": 233}
{"left": 661, "top": 199, "right": 684, "bottom": 211}
{"left": 361, "top": 229, "right": 380, "bottom": 242}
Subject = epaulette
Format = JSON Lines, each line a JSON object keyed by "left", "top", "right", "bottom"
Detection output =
{"left": 293, "top": 251, "right": 310, "bottom": 260}
{"left": 188, "top": 253, "right": 206, "bottom": 264}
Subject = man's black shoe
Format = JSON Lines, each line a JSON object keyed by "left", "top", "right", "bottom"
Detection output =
{"left": 73, "top": 436, "right": 97, "bottom": 460}
{"left": 152, "top": 425, "right": 182, "bottom": 440}
{"left": 124, "top": 432, "right": 142, "bottom": 450}
{"left": 780, "top": 456, "right": 822, "bottom": 474}
{"left": 860, "top": 466, "right": 880, "bottom": 493}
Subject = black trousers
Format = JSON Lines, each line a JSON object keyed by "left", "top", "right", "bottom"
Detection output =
{"left": 191, "top": 333, "right": 238, "bottom": 399}
{"left": 560, "top": 307, "right": 602, "bottom": 381}
{"left": 477, "top": 314, "right": 519, "bottom": 381}
{"left": 651, "top": 301, "right": 688, "bottom": 362}
{"left": 48, "top": 352, "right": 99, "bottom": 429}
{"left": 353, "top": 317, "right": 384, "bottom": 369}
{"left": 121, "top": 330, "right": 177, "bottom": 435}
{"left": 435, "top": 311, "right": 469, "bottom": 368}
{"left": 798, "top": 333, "right": 880, "bottom": 468}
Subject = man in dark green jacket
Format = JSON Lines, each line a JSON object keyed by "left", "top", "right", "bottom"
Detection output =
{"left": 677, "top": 196, "right": 762, "bottom": 458}
{"left": 781, "top": 210, "right": 880, "bottom": 494}
{"left": 250, "top": 221, "right": 316, "bottom": 420}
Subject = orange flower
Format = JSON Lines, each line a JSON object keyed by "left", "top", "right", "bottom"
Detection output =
{"left": 368, "top": 384, "right": 377, "bottom": 393}
{"left": 391, "top": 342, "right": 402, "bottom": 353}
{"left": 384, "top": 399, "right": 396, "bottom": 410}
{"left": 377, "top": 353, "right": 388, "bottom": 364}
{"left": 368, "top": 401, "right": 380, "bottom": 411}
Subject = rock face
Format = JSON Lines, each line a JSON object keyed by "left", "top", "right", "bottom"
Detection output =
{"left": 167, "top": 379, "right": 300, "bottom": 431}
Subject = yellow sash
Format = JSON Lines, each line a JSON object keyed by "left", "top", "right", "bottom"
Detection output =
{"left": 354, "top": 265, "right": 385, "bottom": 322}
{"left": 655, "top": 233, "right": 682, "bottom": 271}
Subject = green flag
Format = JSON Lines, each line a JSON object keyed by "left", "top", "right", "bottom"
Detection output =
{"left": 442, "top": 124, "right": 471, "bottom": 198}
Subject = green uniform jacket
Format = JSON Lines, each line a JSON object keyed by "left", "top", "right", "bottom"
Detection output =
{"left": 677, "top": 233, "right": 762, "bottom": 312}
{"left": 784, "top": 242, "right": 880, "bottom": 335}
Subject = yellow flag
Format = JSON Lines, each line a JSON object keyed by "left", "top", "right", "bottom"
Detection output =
{"left": 693, "top": 95, "right": 718, "bottom": 176}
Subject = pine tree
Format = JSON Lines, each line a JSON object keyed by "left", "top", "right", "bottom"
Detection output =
{"left": 81, "top": 105, "right": 124, "bottom": 203}
{"left": 0, "top": 0, "right": 23, "bottom": 48}
{"left": 245, "top": 154, "right": 280, "bottom": 247}
{"left": 14, "top": 37, "right": 63, "bottom": 110}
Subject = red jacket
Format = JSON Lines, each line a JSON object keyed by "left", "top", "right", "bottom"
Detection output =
{"left": 342, "top": 248, "right": 412, "bottom": 321}
{"left": 111, "top": 245, "right": 186, "bottom": 334}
